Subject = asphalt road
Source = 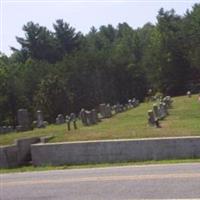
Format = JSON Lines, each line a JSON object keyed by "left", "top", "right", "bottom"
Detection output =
{"left": 1, "top": 163, "right": 200, "bottom": 200}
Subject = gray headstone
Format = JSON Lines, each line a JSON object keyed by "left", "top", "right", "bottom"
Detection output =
{"left": 114, "top": 103, "right": 123, "bottom": 113}
{"left": 80, "top": 109, "right": 87, "bottom": 125}
{"left": 65, "top": 115, "right": 70, "bottom": 122}
{"left": 16, "top": 109, "right": 31, "bottom": 132}
{"left": 7, "top": 126, "right": 14, "bottom": 133}
{"left": 123, "top": 104, "right": 128, "bottom": 111}
{"left": 70, "top": 113, "right": 76, "bottom": 122}
{"left": 159, "top": 102, "right": 167, "bottom": 119}
{"left": 113, "top": 105, "right": 119, "bottom": 114}
{"left": 153, "top": 104, "right": 161, "bottom": 120}
{"left": 128, "top": 99, "right": 133, "bottom": 108}
{"left": 43, "top": 121, "right": 49, "bottom": 126}
{"left": 70, "top": 113, "right": 77, "bottom": 130}
{"left": 91, "top": 109, "right": 99, "bottom": 124}
{"left": 56, "top": 114, "right": 65, "bottom": 124}
{"left": 132, "top": 98, "right": 139, "bottom": 107}
{"left": 99, "top": 103, "right": 107, "bottom": 118}
{"left": 148, "top": 110, "right": 159, "bottom": 128}
{"left": 85, "top": 111, "right": 92, "bottom": 126}
{"left": 2, "top": 126, "right": 7, "bottom": 134}
{"left": 36, "top": 110, "right": 45, "bottom": 128}
{"left": 105, "top": 104, "right": 112, "bottom": 118}
{"left": 162, "top": 96, "right": 172, "bottom": 108}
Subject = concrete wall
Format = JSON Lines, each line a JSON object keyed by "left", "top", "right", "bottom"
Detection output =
{"left": 0, "top": 137, "right": 40, "bottom": 168}
{"left": 15, "top": 137, "right": 41, "bottom": 164}
{"left": 0, "top": 145, "right": 19, "bottom": 168}
{"left": 31, "top": 136, "right": 200, "bottom": 166}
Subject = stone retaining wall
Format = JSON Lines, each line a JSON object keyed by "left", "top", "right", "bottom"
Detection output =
{"left": 31, "top": 136, "right": 200, "bottom": 166}
{"left": 0, "top": 145, "right": 18, "bottom": 168}
{"left": 0, "top": 137, "right": 40, "bottom": 168}
{"left": 15, "top": 137, "right": 40, "bottom": 165}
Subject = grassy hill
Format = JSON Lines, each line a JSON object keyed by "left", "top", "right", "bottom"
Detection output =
{"left": 0, "top": 95, "right": 200, "bottom": 146}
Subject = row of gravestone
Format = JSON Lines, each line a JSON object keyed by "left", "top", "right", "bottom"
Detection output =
{"left": 0, "top": 109, "right": 47, "bottom": 134}
{"left": 0, "top": 126, "right": 14, "bottom": 134}
{"left": 148, "top": 90, "right": 193, "bottom": 103}
{"left": 0, "top": 97, "right": 140, "bottom": 133}
{"left": 148, "top": 96, "right": 173, "bottom": 128}
{"left": 53, "top": 98, "right": 140, "bottom": 129}
{"left": 17, "top": 109, "right": 48, "bottom": 132}
{"left": 79, "top": 98, "right": 140, "bottom": 127}
{"left": 3, "top": 93, "right": 193, "bottom": 133}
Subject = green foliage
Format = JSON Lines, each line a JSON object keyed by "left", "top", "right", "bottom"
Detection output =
{"left": 34, "top": 74, "right": 71, "bottom": 122}
{"left": 156, "top": 8, "right": 190, "bottom": 95}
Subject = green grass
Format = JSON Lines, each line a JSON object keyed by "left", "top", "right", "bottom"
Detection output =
{"left": 0, "top": 94, "right": 200, "bottom": 146}
{"left": 1, "top": 158, "right": 200, "bottom": 174}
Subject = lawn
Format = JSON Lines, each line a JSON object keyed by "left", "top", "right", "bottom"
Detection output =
{"left": 0, "top": 94, "right": 200, "bottom": 146}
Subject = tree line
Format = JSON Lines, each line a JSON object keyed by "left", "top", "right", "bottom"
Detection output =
{"left": 0, "top": 4, "right": 200, "bottom": 125}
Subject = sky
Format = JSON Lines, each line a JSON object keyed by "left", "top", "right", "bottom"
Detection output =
{"left": 0, "top": 0, "right": 199, "bottom": 56}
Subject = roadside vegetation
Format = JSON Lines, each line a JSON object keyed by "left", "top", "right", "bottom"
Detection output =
{"left": 1, "top": 158, "right": 200, "bottom": 174}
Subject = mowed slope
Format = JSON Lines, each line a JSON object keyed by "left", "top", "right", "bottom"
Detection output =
{"left": 0, "top": 95, "right": 200, "bottom": 146}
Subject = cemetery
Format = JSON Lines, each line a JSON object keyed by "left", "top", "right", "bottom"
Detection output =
{"left": 0, "top": 94, "right": 200, "bottom": 146}
{"left": 0, "top": 94, "right": 200, "bottom": 168}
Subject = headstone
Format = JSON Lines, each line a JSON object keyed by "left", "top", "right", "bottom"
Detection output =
{"left": 3, "top": 126, "right": 7, "bottom": 134}
{"left": 56, "top": 114, "right": 65, "bottom": 124}
{"left": 91, "top": 109, "right": 98, "bottom": 124}
{"left": 128, "top": 99, "right": 133, "bottom": 108}
{"left": 32, "top": 121, "right": 37, "bottom": 128}
{"left": 124, "top": 104, "right": 129, "bottom": 111}
{"left": 0, "top": 126, "right": 6, "bottom": 134}
{"left": 153, "top": 104, "right": 161, "bottom": 120}
{"left": 132, "top": 98, "right": 139, "bottom": 107}
{"left": 99, "top": 104, "right": 107, "bottom": 118}
{"left": 112, "top": 105, "right": 116, "bottom": 114}
{"left": 105, "top": 104, "right": 112, "bottom": 118}
{"left": 7, "top": 126, "right": 14, "bottom": 133}
{"left": 0, "top": 126, "right": 13, "bottom": 134}
{"left": 85, "top": 111, "right": 92, "bottom": 126}
{"left": 70, "top": 113, "right": 77, "bottom": 130}
{"left": 80, "top": 109, "right": 100, "bottom": 126}
{"left": 132, "top": 98, "right": 136, "bottom": 107}
{"left": 80, "top": 109, "right": 87, "bottom": 125}
{"left": 118, "top": 104, "right": 124, "bottom": 112}
{"left": 159, "top": 102, "right": 167, "bottom": 119}
{"left": 97, "top": 112, "right": 101, "bottom": 122}
{"left": 16, "top": 109, "right": 31, "bottom": 132}
{"left": 43, "top": 121, "right": 49, "bottom": 126}
{"left": 148, "top": 110, "right": 160, "bottom": 128}
{"left": 162, "top": 96, "right": 172, "bottom": 108}
{"left": 113, "top": 104, "right": 121, "bottom": 114}
{"left": 36, "top": 110, "right": 45, "bottom": 128}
